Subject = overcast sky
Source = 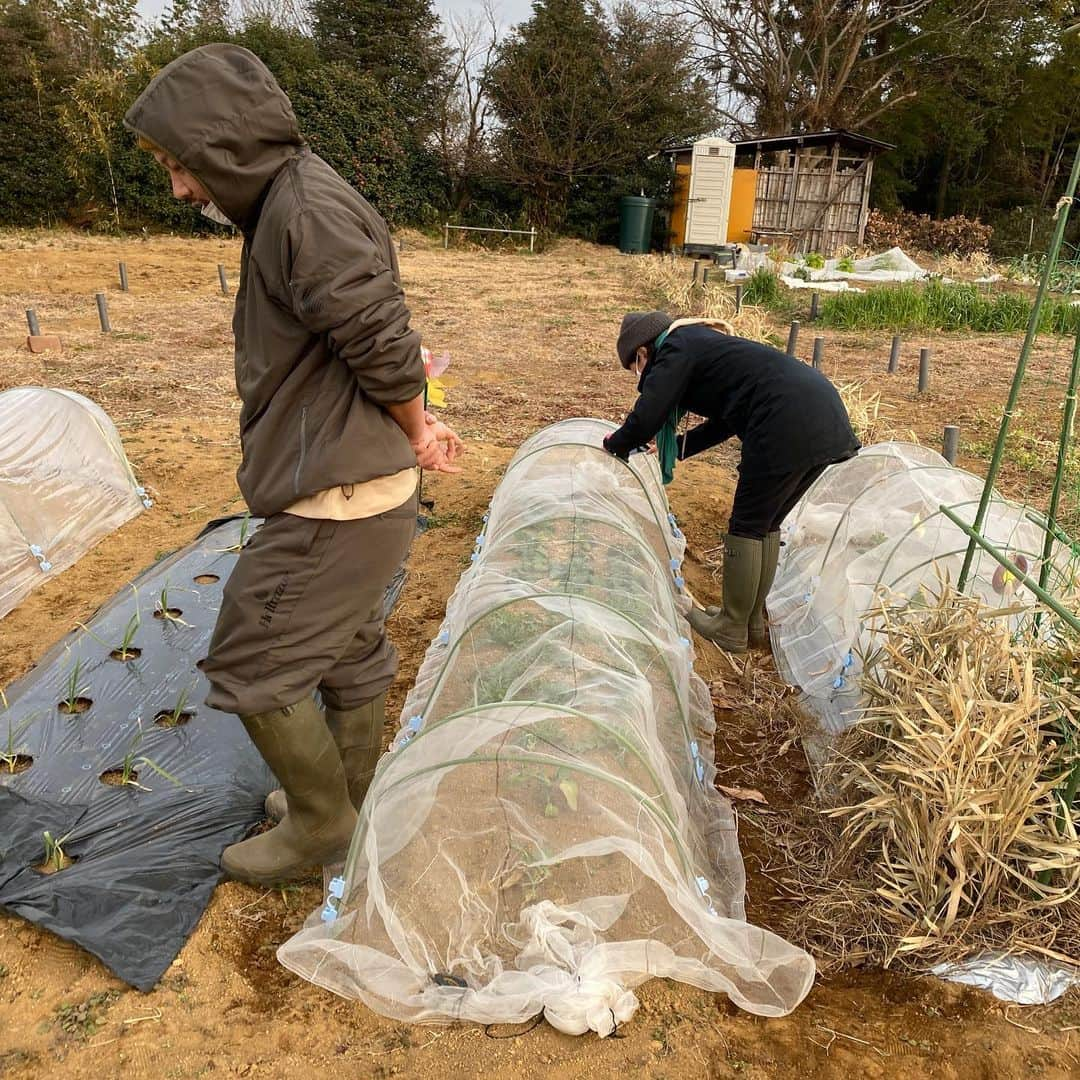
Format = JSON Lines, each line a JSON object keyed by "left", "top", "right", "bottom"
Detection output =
{"left": 133, "top": 0, "right": 536, "bottom": 32}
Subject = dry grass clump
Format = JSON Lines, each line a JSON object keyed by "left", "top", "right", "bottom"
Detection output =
{"left": 789, "top": 588, "right": 1080, "bottom": 971}
{"left": 835, "top": 381, "right": 900, "bottom": 446}
{"left": 631, "top": 255, "right": 770, "bottom": 343}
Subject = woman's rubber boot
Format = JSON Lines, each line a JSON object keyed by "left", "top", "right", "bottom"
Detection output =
{"left": 264, "top": 693, "right": 385, "bottom": 821}
{"left": 748, "top": 531, "right": 781, "bottom": 649}
{"left": 687, "top": 535, "right": 762, "bottom": 652}
{"left": 223, "top": 698, "right": 357, "bottom": 885}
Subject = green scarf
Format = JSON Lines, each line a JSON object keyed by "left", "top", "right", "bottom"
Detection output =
{"left": 652, "top": 327, "right": 684, "bottom": 486}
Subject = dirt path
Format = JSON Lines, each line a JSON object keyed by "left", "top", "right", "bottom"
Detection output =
{"left": 0, "top": 230, "right": 1076, "bottom": 1078}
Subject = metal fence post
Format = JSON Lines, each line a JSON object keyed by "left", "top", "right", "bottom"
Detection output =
{"left": 786, "top": 320, "right": 800, "bottom": 357}
{"left": 95, "top": 292, "right": 111, "bottom": 333}
{"left": 943, "top": 425, "right": 960, "bottom": 464}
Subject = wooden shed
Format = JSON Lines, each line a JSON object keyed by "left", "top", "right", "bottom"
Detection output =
{"left": 667, "top": 129, "right": 894, "bottom": 255}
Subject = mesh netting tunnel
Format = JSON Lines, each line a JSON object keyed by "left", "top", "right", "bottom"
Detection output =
{"left": 768, "top": 441, "right": 1078, "bottom": 735}
{"left": 0, "top": 387, "right": 151, "bottom": 619}
{"left": 279, "top": 419, "right": 815, "bottom": 1035}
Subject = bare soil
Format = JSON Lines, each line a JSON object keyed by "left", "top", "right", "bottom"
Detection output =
{"left": 0, "top": 229, "right": 1077, "bottom": 1078}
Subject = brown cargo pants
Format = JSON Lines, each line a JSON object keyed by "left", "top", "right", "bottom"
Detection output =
{"left": 202, "top": 495, "right": 416, "bottom": 716}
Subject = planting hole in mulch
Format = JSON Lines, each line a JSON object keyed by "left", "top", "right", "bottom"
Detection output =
{"left": 193, "top": 574, "right": 220, "bottom": 585}
{"left": 2, "top": 754, "right": 33, "bottom": 775}
{"left": 57, "top": 697, "right": 92, "bottom": 715}
{"left": 109, "top": 647, "right": 142, "bottom": 661}
{"left": 154, "top": 710, "right": 193, "bottom": 728}
{"left": 154, "top": 607, "right": 183, "bottom": 620}
{"left": 34, "top": 853, "right": 77, "bottom": 875}
{"left": 100, "top": 768, "right": 137, "bottom": 787}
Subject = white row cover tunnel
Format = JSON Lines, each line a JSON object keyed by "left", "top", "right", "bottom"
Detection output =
{"left": 0, "top": 388, "right": 151, "bottom": 620}
{"left": 279, "top": 419, "right": 814, "bottom": 1035}
{"left": 769, "top": 442, "right": 1079, "bottom": 735}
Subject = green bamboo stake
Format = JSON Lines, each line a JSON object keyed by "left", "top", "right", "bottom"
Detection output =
{"left": 958, "top": 144, "right": 1080, "bottom": 592}
{"left": 1038, "top": 329, "right": 1080, "bottom": 596}
{"left": 939, "top": 504, "right": 1080, "bottom": 634}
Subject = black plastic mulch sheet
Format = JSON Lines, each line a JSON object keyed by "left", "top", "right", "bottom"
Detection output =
{"left": 0, "top": 516, "right": 409, "bottom": 991}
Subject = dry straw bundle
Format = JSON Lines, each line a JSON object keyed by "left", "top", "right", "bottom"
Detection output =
{"left": 631, "top": 256, "right": 770, "bottom": 343}
{"left": 796, "top": 587, "right": 1080, "bottom": 971}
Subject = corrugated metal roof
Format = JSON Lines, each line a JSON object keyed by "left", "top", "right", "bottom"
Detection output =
{"left": 665, "top": 129, "right": 895, "bottom": 156}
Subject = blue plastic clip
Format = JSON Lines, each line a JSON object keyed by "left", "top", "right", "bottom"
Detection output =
{"left": 482, "top": 512, "right": 490, "bottom": 522}
{"left": 29, "top": 544, "right": 52, "bottom": 572}
{"left": 690, "top": 740, "right": 705, "bottom": 783}
{"left": 475, "top": 535, "right": 485, "bottom": 547}
{"left": 674, "top": 575, "right": 685, "bottom": 590}
{"left": 328, "top": 876, "right": 346, "bottom": 900}
{"left": 470, "top": 552, "right": 479, "bottom": 562}
{"left": 843, "top": 652, "right": 854, "bottom": 669}
{"left": 696, "top": 875, "right": 709, "bottom": 895}
{"left": 678, "top": 636, "right": 691, "bottom": 648}
{"left": 406, "top": 715, "right": 424, "bottom": 734}
{"left": 320, "top": 903, "right": 338, "bottom": 923}
{"left": 436, "top": 629, "right": 450, "bottom": 646}
{"left": 673, "top": 528, "right": 684, "bottom": 541}
{"left": 833, "top": 676, "right": 846, "bottom": 690}
{"left": 136, "top": 485, "right": 153, "bottom": 509}
{"left": 670, "top": 558, "right": 681, "bottom": 571}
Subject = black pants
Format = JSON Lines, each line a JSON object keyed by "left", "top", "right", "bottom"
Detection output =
{"left": 728, "top": 460, "right": 832, "bottom": 540}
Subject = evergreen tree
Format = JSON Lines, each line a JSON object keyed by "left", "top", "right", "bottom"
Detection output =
{"left": 487, "top": 0, "right": 713, "bottom": 230}
{"left": 311, "top": 0, "right": 449, "bottom": 134}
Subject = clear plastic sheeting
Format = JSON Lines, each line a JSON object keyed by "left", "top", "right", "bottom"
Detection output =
{"left": 279, "top": 418, "right": 815, "bottom": 1035}
{"left": 769, "top": 442, "right": 1077, "bottom": 734}
{"left": 0, "top": 387, "right": 151, "bottom": 619}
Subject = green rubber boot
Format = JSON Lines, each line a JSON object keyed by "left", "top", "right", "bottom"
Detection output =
{"left": 687, "top": 535, "right": 762, "bottom": 652}
{"left": 223, "top": 698, "right": 357, "bottom": 885}
{"left": 265, "top": 693, "right": 385, "bottom": 821}
{"left": 749, "top": 531, "right": 781, "bottom": 648}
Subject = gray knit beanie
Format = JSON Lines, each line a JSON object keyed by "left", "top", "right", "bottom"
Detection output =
{"left": 617, "top": 310, "right": 673, "bottom": 369}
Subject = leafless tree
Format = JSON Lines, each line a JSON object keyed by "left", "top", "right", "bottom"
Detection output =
{"left": 235, "top": 0, "right": 311, "bottom": 31}
{"left": 659, "top": 0, "right": 1002, "bottom": 136}
{"left": 431, "top": 1, "right": 500, "bottom": 215}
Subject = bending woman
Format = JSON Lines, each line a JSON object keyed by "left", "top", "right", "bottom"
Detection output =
{"left": 602, "top": 310, "right": 859, "bottom": 653}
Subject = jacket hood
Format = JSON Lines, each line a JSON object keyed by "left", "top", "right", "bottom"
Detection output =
{"left": 124, "top": 44, "right": 303, "bottom": 229}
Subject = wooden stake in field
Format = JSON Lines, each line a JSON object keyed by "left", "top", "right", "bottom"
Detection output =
{"left": 943, "top": 425, "right": 959, "bottom": 464}
{"left": 812, "top": 337, "right": 824, "bottom": 370}
{"left": 95, "top": 293, "right": 111, "bottom": 333}
{"left": 809, "top": 292, "right": 819, "bottom": 322}
{"left": 889, "top": 334, "right": 901, "bottom": 373}
{"left": 918, "top": 347, "right": 931, "bottom": 393}
{"left": 218, "top": 264, "right": 229, "bottom": 295}
{"left": 119, "top": 262, "right": 129, "bottom": 292}
{"left": 25, "top": 309, "right": 40, "bottom": 336}
{"left": 786, "top": 320, "right": 800, "bottom": 357}
{"left": 735, "top": 284, "right": 743, "bottom": 313}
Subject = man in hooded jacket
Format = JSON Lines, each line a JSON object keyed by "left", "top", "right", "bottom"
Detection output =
{"left": 125, "top": 44, "right": 463, "bottom": 885}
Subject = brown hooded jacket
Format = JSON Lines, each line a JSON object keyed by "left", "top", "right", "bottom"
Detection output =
{"left": 124, "top": 44, "right": 426, "bottom": 516}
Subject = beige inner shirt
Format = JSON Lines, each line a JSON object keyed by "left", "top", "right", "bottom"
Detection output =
{"left": 285, "top": 467, "right": 417, "bottom": 521}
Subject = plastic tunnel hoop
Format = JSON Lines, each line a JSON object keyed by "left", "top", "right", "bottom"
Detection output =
{"left": 770, "top": 441, "right": 1078, "bottom": 737}
{"left": 412, "top": 594, "right": 697, "bottom": 776}
{"left": 278, "top": 419, "right": 815, "bottom": 1034}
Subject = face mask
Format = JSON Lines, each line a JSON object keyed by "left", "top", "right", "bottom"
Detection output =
{"left": 201, "top": 201, "right": 232, "bottom": 226}
{"left": 635, "top": 355, "right": 650, "bottom": 391}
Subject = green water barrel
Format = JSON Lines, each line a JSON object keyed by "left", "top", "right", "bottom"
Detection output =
{"left": 619, "top": 196, "right": 656, "bottom": 254}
